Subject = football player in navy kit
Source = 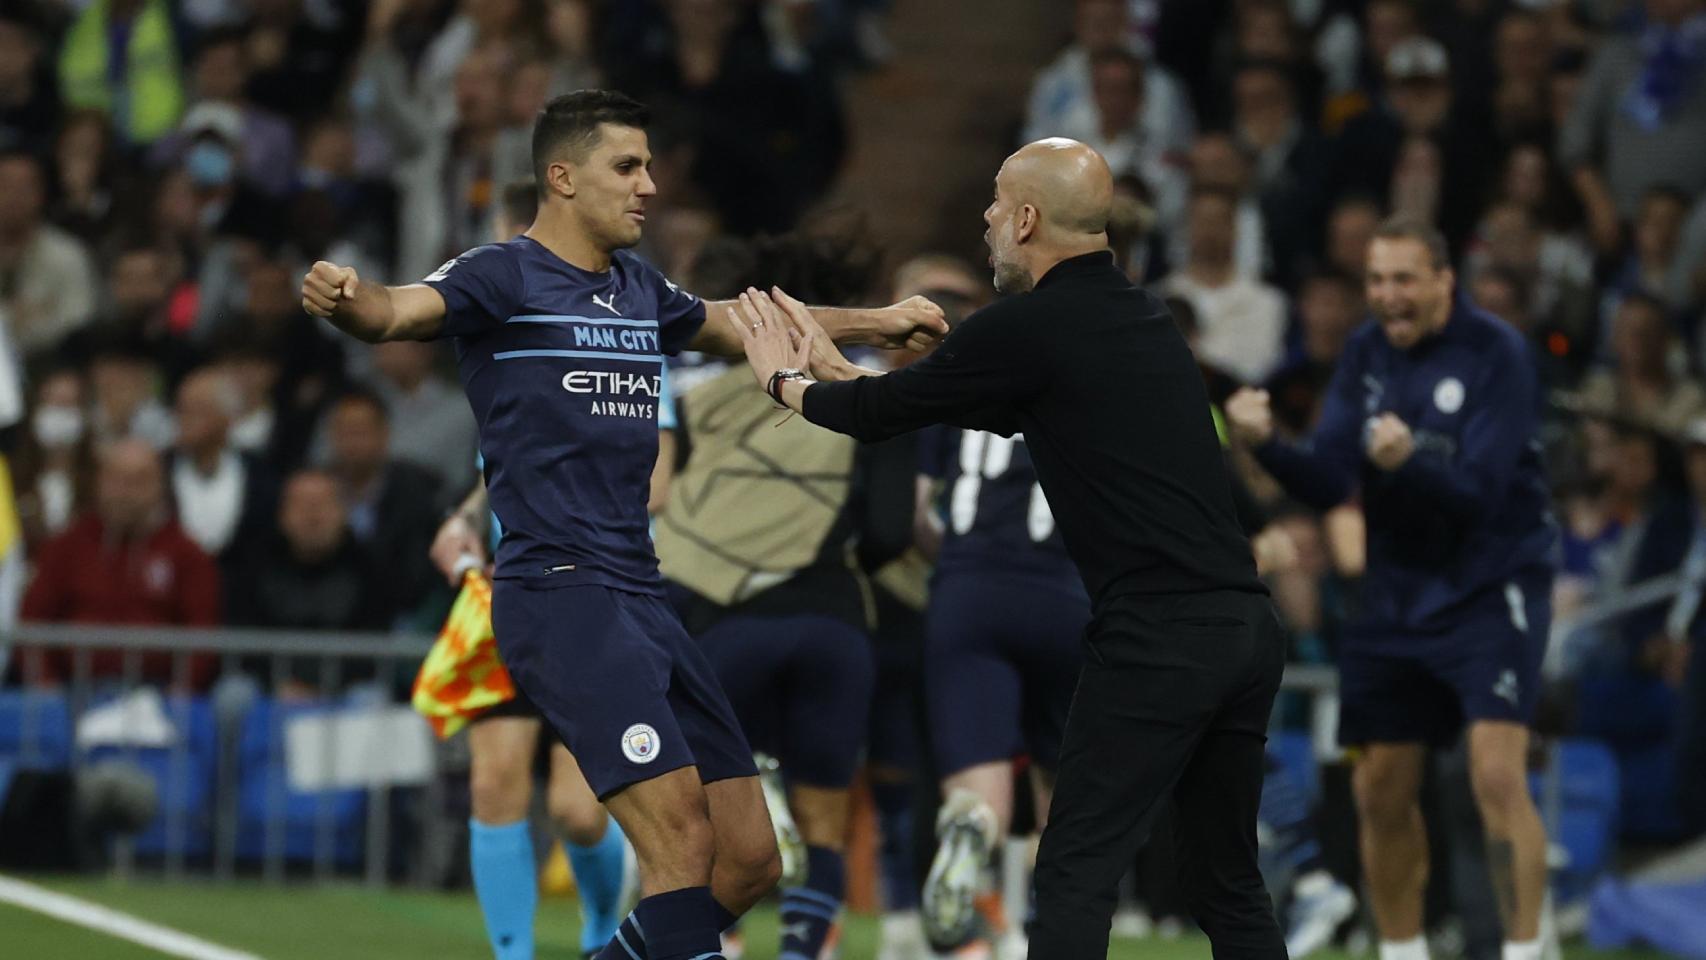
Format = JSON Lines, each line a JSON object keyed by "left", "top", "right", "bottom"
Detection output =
{"left": 301, "top": 90, "right": 945, "bottom": 960}
{"left": 1225, "top": 218, "right": 1557, "bottom": 960}
{"left": 915, "top": 423, "right": 1088, "bottom": 959}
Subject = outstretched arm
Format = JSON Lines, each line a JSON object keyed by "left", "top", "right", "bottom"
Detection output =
{"left": 689, "top": 290, "right": 947, "bottom": 357}
{"left": 301, "top": 261, "right": 449, "bottom": 342}
{"left": 726, "top": 290, "right": 1038, "bottom": 442}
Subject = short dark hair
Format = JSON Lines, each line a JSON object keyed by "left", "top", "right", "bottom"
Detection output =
{"left": 1371, "top": 215, "right": 1450, "bottom": 269}
{"left": 500, "top": 181, "right": 539, "bottom": 229}
{"left": 1089, "top": 47, "right": 1144, "bottom": 76}
{"left": 531, "top": 90, "right": 650, "bottom": 186}
{"left": 333, "top": 385, "right": 390, "bottom": 423}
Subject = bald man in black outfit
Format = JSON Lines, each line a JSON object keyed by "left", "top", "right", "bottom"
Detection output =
{"left": 725, "top": 139, "right": 1288, "bottom": 960}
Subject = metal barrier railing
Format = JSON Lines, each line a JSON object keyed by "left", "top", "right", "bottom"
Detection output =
{"left": 0, "top": 622, "right": 1616, "bottom": 893}
{"left": 0, "top": 624, "right": 439, "bottom": 888}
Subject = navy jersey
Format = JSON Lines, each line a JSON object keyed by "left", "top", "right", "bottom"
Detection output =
{"left": 425, "top": 237, "right": 705, "bottom": 593}
{"left": 1255, "top": 296, "right": 1557, "bottom": 637}
{"left": 922, "top": 426, "right": 1083, "bottom": 589}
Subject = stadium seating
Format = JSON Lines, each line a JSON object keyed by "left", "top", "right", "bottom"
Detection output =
{"left": 234, "top": 698, "right": 368, "bottom": 867}
{"left": 1533, "top": 738, "right": 1622, "bottom": 904}
{"left": 0, "top": 689, "right": 73, "bottom": 770}
{"left": 80, "top": 694, "right": 219, "bottom": 860}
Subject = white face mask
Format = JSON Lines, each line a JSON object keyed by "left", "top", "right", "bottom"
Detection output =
{"left": 33, "top": 406, "right": 85, "bottom": 449}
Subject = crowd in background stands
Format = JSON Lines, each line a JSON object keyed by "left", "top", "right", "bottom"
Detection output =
{"left": 0, "top": 0, "right": 1702, "bottom": 843}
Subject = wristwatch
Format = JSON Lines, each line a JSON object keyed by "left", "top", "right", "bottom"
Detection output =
{"left": 766, "top": 368, "right": 809, "bottom": 407}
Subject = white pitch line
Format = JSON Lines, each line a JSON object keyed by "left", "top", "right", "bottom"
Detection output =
{"left": 0, "top": 873, "right": 266, "bottom": 960}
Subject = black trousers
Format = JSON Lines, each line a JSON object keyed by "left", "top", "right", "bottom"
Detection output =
{"left": 1030, "top": 589, "right": 1288, "bottom": 960}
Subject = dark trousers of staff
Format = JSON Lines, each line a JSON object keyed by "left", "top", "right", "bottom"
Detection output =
{"left": 1029, "top": 589, "right": 1289, "bottom": 960}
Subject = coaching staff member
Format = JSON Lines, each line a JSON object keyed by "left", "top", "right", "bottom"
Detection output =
{"left": 1225, "top": 219, "right": 1556, "bottom": 960}
{"left": 725, "top": 138, "right": 1287, "bottom": 960}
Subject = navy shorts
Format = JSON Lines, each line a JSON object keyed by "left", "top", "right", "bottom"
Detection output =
{"left": 491, "top": 580, "right": 757, "bottom": 799}
{"left": 1339, "top": 571, "right": 1552, "bottom": 748}
{"left": 925, "top": 571, "right": 1091, "bottom": 776}
{"left": 697, "top": 614, "right": 875, "bottom": 789}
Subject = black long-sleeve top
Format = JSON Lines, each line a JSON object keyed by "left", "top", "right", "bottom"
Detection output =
{"left": 802, "top": 251, "right": 1265, "bottom": 613}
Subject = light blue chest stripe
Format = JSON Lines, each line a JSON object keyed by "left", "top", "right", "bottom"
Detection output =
{"left": 493, "top": 349, "right": 662, "bottom": 363}
{"left": 507, "top": 314, "right": 659, "bottom": 328}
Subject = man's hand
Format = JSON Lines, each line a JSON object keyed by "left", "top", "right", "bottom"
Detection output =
{"left": 874, "top": 295, "right": 948, "bottom": 352}
{"left": 768, "top": 286, "right": 856, "bottom": 381}
{"left": 302, "top": 261, "right": 360, "bottom": 319}
{"left": 727, "top": 289, "right": 814, "bottom": 394}
{"left": 1366, "top": 413, "right": 1415, "bottom": 471}
{"left": 429, "top": 512, "right": 486, "bottom": 586}
{"left": 1225, "top": 388, "right": 1275, "bottom": 446}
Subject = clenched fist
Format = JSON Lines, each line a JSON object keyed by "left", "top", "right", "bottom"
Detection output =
{"left": 301, "top": 261, "right": 360, "bottom": 318}
{"left": 1365, "top": 413, "right": 1414, "bottom": 471}
{"left": 1224, "top": 387, "right": 1274, "bottom": 447}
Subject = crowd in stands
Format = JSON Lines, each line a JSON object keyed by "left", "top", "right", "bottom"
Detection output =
{"left": 0, "top": 0, "right": 1701, "bottom": 849}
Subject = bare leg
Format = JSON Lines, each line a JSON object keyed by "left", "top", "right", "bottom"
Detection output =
{"left": 1467, "top": 722, "right": 1546, "bottom": 943}
{"left": 1352, "top": 743, "right": 1430, "bottom": 941}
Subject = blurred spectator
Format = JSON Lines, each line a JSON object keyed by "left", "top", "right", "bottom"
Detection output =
{"left": 1559, "top": 0, "right": 1706, "bottom": 255}
{"left": 605, "top": 0, "right": 847, "bottom": 235}
{"left": 1462, "top": 199, "right": 1595, "bottom": 350}
{"left": 0, "top": 10, "right": 61, "bottom": 155}
{"left": 19, "top": 438, "right": 220, "bottom": 688}
{"left": 1168, "top": 131, "right": 1268, "bottom": 280}
{"left": 209, "top": 256, "right": 346, "bottom": 469}
{"left": 103, "top": 243, "right": 203, "bottom": 385}
{"left": 1470, "top": 264, "right": 1579, "bottom": 390}
{"left": 1334, "top": 37, "right": 1493, "bottom": 251}
{"left": 1160, "top": 188, "right": 1288, "bottom": 384}
{"left": 1048, "top": 47, "right": 1189, "bottom": 233}
{"left": 360, "top": 31, "right": 510, "bottom": 281}
{"left": 150, "top": 27, "right": 298, "bottom": 197}
{"left": 12, "top": 368, "right": 97, "bottom": 554}
{"left": 1265, "top": 269, "right": 1362, "bottom": 436}
{"left": 166, "top": 366, "right": 278, "bottom": 565}
{"left": 1323, "top": 193, "right": 1382, "bottom": 278}
{"left": 0, "top": 151, "right": 98, "bottom": 357}
{"left": 1488, "top": 9, "right": 1554, "bottom": 143}
{"left": 87, "top": 336, "right": 175, "bottom": 449}
{"left": 288, "top": 117, "right": 396, "bottom": 277}
{"left": 243, "top": 0, "right": 365, "bottom": 127}
{"left": 368, "top": 340, "right": 479, "bottom": 491}
{"left": 1604, "top": 184, "right": 1695, "bottom": 315}
{"left": 1227, "top": 59, "right": 1331, "bottom": 286}
{"left": 56, "top": 0, "right": 185, "bottom": 147}
{"left": 1025, "top": 0, "right": 1195, "bottom": 165}
{"left": 48, "top": 109, "right": 123, "bottom": 242}
{"left": 322, "top": 388, "right": 442, "bottom": 619}
{"left": 225, "top": 468, "right": 390, "bottom": 632}
{"left": 1575, "top": 293, "right": 1705, "bottom": 432}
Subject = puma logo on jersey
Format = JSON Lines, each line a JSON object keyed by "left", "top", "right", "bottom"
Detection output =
{"left": 591, "top": 293, "right": 620, "bottom": 315}
{"left": 1492, "top": 669, "right": 1520, "bottom": 708}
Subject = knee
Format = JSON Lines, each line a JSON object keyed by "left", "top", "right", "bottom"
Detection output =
{"left": 548, "top": 787, "right": 608, "bottom": 847}
{"left": 470, "top": 759, "right": 531, "bottom": 824}
{"left": 724, "top": 833, "right": 783, "bottom": 902}
{"left": 1352, "top": 767, "right": 1417, "bottom": 833}
{"left": 1469, "top": 755, "right": 1530, "bottom": 822}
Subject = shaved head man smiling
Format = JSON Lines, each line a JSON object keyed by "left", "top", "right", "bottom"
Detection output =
{"left": 723, "top": 139, "right": 1289, "bottom": 960}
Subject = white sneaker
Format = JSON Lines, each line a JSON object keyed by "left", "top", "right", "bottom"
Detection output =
{"left": 1286, "top": 872, "right": 1358, "bottom": 958}
{"left": 995, "top": 929, "right": 1029, "bottom": 960}
{"left": 923, "top": 789, "right": 999, "bottom": 951}
{"left": 756, "top": 753, "right": 806, "bottom": 889}
{"left": 877, "top": 910, "right": 927, "bottom": 960}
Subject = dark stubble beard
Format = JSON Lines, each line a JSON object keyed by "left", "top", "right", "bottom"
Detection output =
{"left": 992, "top": 258, "right": 1033, "bottom": 296}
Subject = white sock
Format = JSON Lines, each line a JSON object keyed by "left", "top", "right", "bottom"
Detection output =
{"left": 1379, "top": 935, "right": 1430, "bottom": 960}
{"left": 1503, "top": 939, "right": 1543, "bottom": 960}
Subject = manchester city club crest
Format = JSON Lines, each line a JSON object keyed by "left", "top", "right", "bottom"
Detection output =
{"left": 622, "top": 723, "right": 660, "bottom": 764}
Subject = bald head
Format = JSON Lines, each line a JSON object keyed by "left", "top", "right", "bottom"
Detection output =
{"left": 983, "top": 139, "right": 1114, "bottom": 294}
{"left": 1002, "top": 139, "right": 1115, "bottom": 236}
{"left": 97, "top": 437, "right": 165, "bottom": 536}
